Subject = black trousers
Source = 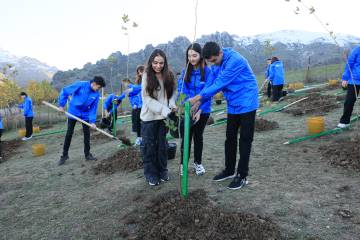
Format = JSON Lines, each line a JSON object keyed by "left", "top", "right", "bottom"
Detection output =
{"left": 25, "top": 117, "right": 33, "bottom": 137}
{"left": 180, "top": 113, "right": 210, "bottom": 164}
{"left": 132, "top": 108, "right": 142, "bottom": 137}
{"left": 340, "top": 84, "right": 360, "bottom": 124}
{"left": 267, "top": 81, "right": 272, "bottom": 98}
{"left": 62, "top": 118, "right": 90, "bottom": 157}
{"left": 224, "top": 111, "right": 256, "bottom": 178}
{"left": 0, "top": 129, "right": 2, "bottom": 157}
{"left": 272, "top": 84, "right": 284, "bottom": 102}
{"left": 106, "top": 108, "right": 118, "bottom": 131}
{"left": 140, "top": 120, "right": 168, "bottom": 182}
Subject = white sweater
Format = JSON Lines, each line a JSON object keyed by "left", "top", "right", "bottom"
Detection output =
{"left": 140, "top": 74, "right": 177, "bottom": 121}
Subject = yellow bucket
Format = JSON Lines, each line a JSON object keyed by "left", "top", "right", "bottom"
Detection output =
{"left": 328, "top": 79, "right": 338, "bottom": 86}
{"left": 307, "top": 116, "right": 325, "bottom": 135}
{"left": 32, "top": 144, "right": 46, "bottom": 156}
{"left": 288, "top": 83, "right": 295, "bottom": 89}
{"left": 33, "top": 126, "right": 41, "bottom": 133}
{"left": 18, "top": 128, "right": 26, "bottom": 138}
{"left": 294, "top": 82, "right": 304, "bottom": 90}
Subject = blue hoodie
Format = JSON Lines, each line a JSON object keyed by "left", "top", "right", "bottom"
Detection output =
{"left": 128, "top": 84, "right": 142, "bottom": 109}
{"left": 0, "top": 115, "right": 3, "bottom": 129}
{"left": 199, "top": 48, "right": 259, "bottom": 114}
{"left": 342, "top": 45, "right": 360, "bottom": 85}
{"left": 58, "top": 81, "right": 100, "bottom": 123}
{"left": 178, "top": 67, "right": 213, "bottom": 113}
{"left": 18, "top": 96, "right": 34, "bottom": 117}
{"left": 103, "top": 93, "right": 126, "bottom": 113}
{"left": 268, "top": 60, "right": 285, "bottom": 86}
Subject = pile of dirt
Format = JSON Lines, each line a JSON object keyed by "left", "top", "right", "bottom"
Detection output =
{"left": 284, "top": 93, "right": 339, "bottom": 116}
{"left": 319, "top": 135, "right": 360, "bottom": 171}
{"left": 120, "top": 189, "right": 282, "bottom": 240}
{"left": 1, "top": 139, "right": 22, "bottom": 163}
{"left": 93, "top": 147, "right": 142, "bottom": 174}
{"left": 255, "top": 118, "right": 279, "bottom": 131}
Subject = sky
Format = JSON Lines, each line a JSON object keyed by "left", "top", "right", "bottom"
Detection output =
{"left": 1, "top": 0, "right": 359, "bottom": 70}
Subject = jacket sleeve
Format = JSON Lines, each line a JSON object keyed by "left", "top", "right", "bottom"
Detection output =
{"left": 342, "top": 48, "right": 358, "bottom": 81}
{"left": 58, "top": 81, "right": 83, "bottom": 107}
{"left": 141, "top": 74, "right": 171, "bottom": 117}
{"left": 89, "top": 96, "right": 99, "bottom": 124}
{"left": 199, "top": 67, "right": 214, "bottom": 111}
{"left": 128, "top": 85, "right": 142, "bottom": 97}
{"left": 200, "top": 58, "right": 243, "bottom": 99}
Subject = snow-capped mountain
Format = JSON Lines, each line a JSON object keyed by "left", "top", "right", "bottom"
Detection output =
{"left": 233, "top": 30, "right": 360, "bottom": 47}
{"left": 0, "top": 48, "right": 58, "bottom": 87}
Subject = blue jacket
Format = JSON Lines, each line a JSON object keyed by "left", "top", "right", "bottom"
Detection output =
{"left": 268, "top": 60, "right": 285, "bottom": 85}
{"left": 0, "top": 115, "right": 3, "bottom": 129}
{"left": 58, "top": 81, "right": 100, "bottom": 123}
{"left": 128, "top": 84, "right": 142, "bottom": 109}
{"left": 342, "top": 45, "right": 360, "bottom": 85}
{"left": 200, "top": 48, "right": 259, "bottom": 114}
{"left": 178, "top": 67, "right": 213, "bottom": 113}
{"left": 265, "top": 64, "right": 271, "bottom": 79}
{"left": 18, "top": 96, "right": 34, "bottom": 117}
{"left": 103, "top": 93, "right": 126, "bottom": 113}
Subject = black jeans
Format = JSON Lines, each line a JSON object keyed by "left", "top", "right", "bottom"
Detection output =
{"left": 107, "top": 108, "right": 118, "bottom": 132}
{"left": 0, "top": 129, "right": 2, "bottom": 157}
{"left": 267, "top": 81, "right": 272, "bottom": 98}
{"left": 340, "top": 84, "right": 360, "bottom": 124}
{"left": 62, "top": 118, "right": 90, "bottom": 157}
{"left": 132, "top": 108, "right": 142, "bottom": 137}
{"left": 180, "top": 113, "right": 210, "bottom": 164}
{"left": 272, "top": 84, "right": 284, "bottom": 102}
{"left": 224, "top": 110, "right": 256, "bottom": 178}
{"left": 25, "top": 117, "right": 33, "bottom": 137}
{"left": 140, "top": 120, "right": 168, "bottom": 182}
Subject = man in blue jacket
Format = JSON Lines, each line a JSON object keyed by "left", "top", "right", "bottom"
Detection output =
{"left": 58, "top": 76, "right": 106, "bottom": 165}
{"left": 190, "top": 42, "right": 259, "bottom": 190}
{"left": 18, "top": 92, "right": 34, "bottom": 141}
{"left": 337, "top": 45, "right": 360, "bottom": 128}
{"left": 103, "top": 92, "right": 126, "bottom": 132}
{"left": 268, "top": 57, "right": 285, "bottom": 102}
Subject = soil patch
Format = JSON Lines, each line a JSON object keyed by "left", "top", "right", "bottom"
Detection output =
{"left": 1, "top": 139, "right": 22, "bottom": 163}
{"left": 255, "top": 118, "right": 279, "bottom": 131}
{"left": 319, "top": 135, "right": 360, "bottom": 171}
{"left": 284, "top": 93, "right": 339, "bottom": 116}
{"left": 92, "top": 147, "right": 142, "bottom": 174}
{"left": 121, "top": 189, "right": 282, "bottom": 240}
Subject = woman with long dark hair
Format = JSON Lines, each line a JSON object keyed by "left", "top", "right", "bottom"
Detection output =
{"left": 140, "top": 49, "right": 176, "bottom": 186}
{"left": 178, "top": 43, "right": 213, "bottom": 175}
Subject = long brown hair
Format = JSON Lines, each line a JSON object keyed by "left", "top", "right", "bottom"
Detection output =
{"left": 145, "top": 49, "right": 175, "bottom": 100}
{"left": 184, "top": 43, "right": 205, "bottom": 83}
{"left": 135, "top": 65, "right": 145, "bottom": 84}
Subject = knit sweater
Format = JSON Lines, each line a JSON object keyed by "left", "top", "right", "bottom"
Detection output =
{"left": 140, "top": 74, "right": 177, "bottom": 121}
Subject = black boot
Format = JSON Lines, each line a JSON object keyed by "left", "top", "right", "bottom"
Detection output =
{"left": 58, "top": 155, "right": 69, "bottom": 166}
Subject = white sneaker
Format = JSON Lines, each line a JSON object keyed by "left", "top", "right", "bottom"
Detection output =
{"left": 337, "top": 123, "right": 350, "bottom": 129}
{"left": 180, "top": 164, "right": 183, "bottom": 176}
{"left": 194, "top": 163, "right": 206, "bottom": 176}
{"left": 21, "top": 136, "right": 32, "bottom": 141}
{"left": 134, "top": 137, "right": 142, "bottom": 146}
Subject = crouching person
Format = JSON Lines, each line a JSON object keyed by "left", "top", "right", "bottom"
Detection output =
{"left": 57, "top": 76, "right": 106, "bottom": 165}
{"left": 103, "top": 93, "right": 126, "bottom": 132}
{"left": 140, "top": 49, "right": 176, "bottom": 186}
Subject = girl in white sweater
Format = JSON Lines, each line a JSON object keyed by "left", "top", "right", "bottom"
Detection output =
{"left": 140, "top": 49, "right": 177, "bottom": 186}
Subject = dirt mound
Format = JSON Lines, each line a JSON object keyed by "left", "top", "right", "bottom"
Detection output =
{"left": 1, "top": 139, "right": 22, "bottom": 163}
{"left": 255, "top": 118, "right": 279, "bottom": 131}
{"left": 284, "top": 93, "right": 339, "bottom": 116}
{"left": 92, "top": 147, "right": 142, "bottom": 174}
{"left": 319, "top": 135, "right": 360, "bottom": 171}
{"left": 121, "top": 189, "right": 282, "bottom": 240}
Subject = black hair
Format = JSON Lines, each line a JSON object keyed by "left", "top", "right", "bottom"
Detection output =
{"left": 92, "top": 76, "right": 106, "bottom": 87}
{"left": 135, "top": 65, "right": 145, "bottom": 84}
{"left": 271, "top": 57, "right": 279, "bottom": 64}
{"left": 20, "top": 92, "right": 27, "bottom": 97}
{"left": 184, "top": 43, "right": 205, "bottom": 83}
{"left": 267, "top": 58, "right": 272, "bottom": 61}
{"left": 202, "top": 41, "right": 221, "bottom": 59}
{"left": 145, "top": 49, "right": 175, "bottom": 100}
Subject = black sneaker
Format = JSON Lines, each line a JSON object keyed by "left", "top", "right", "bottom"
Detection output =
{"left": 213, "top": 170, "right": 235, "bottom": 182}
{"left": 58, "top": 155, "right": 69, "bottom": 166}
{"left": 85, "top": 154, "right": 97, "bottom": 161}
{"left": 227, "top": 175, "right": 248, "bottom": 190}
{"left": 160, "top": 174, "right": 170, "bottom": 182}
{"left": 148, "top": 178, "right": 160, "bottom": 186}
